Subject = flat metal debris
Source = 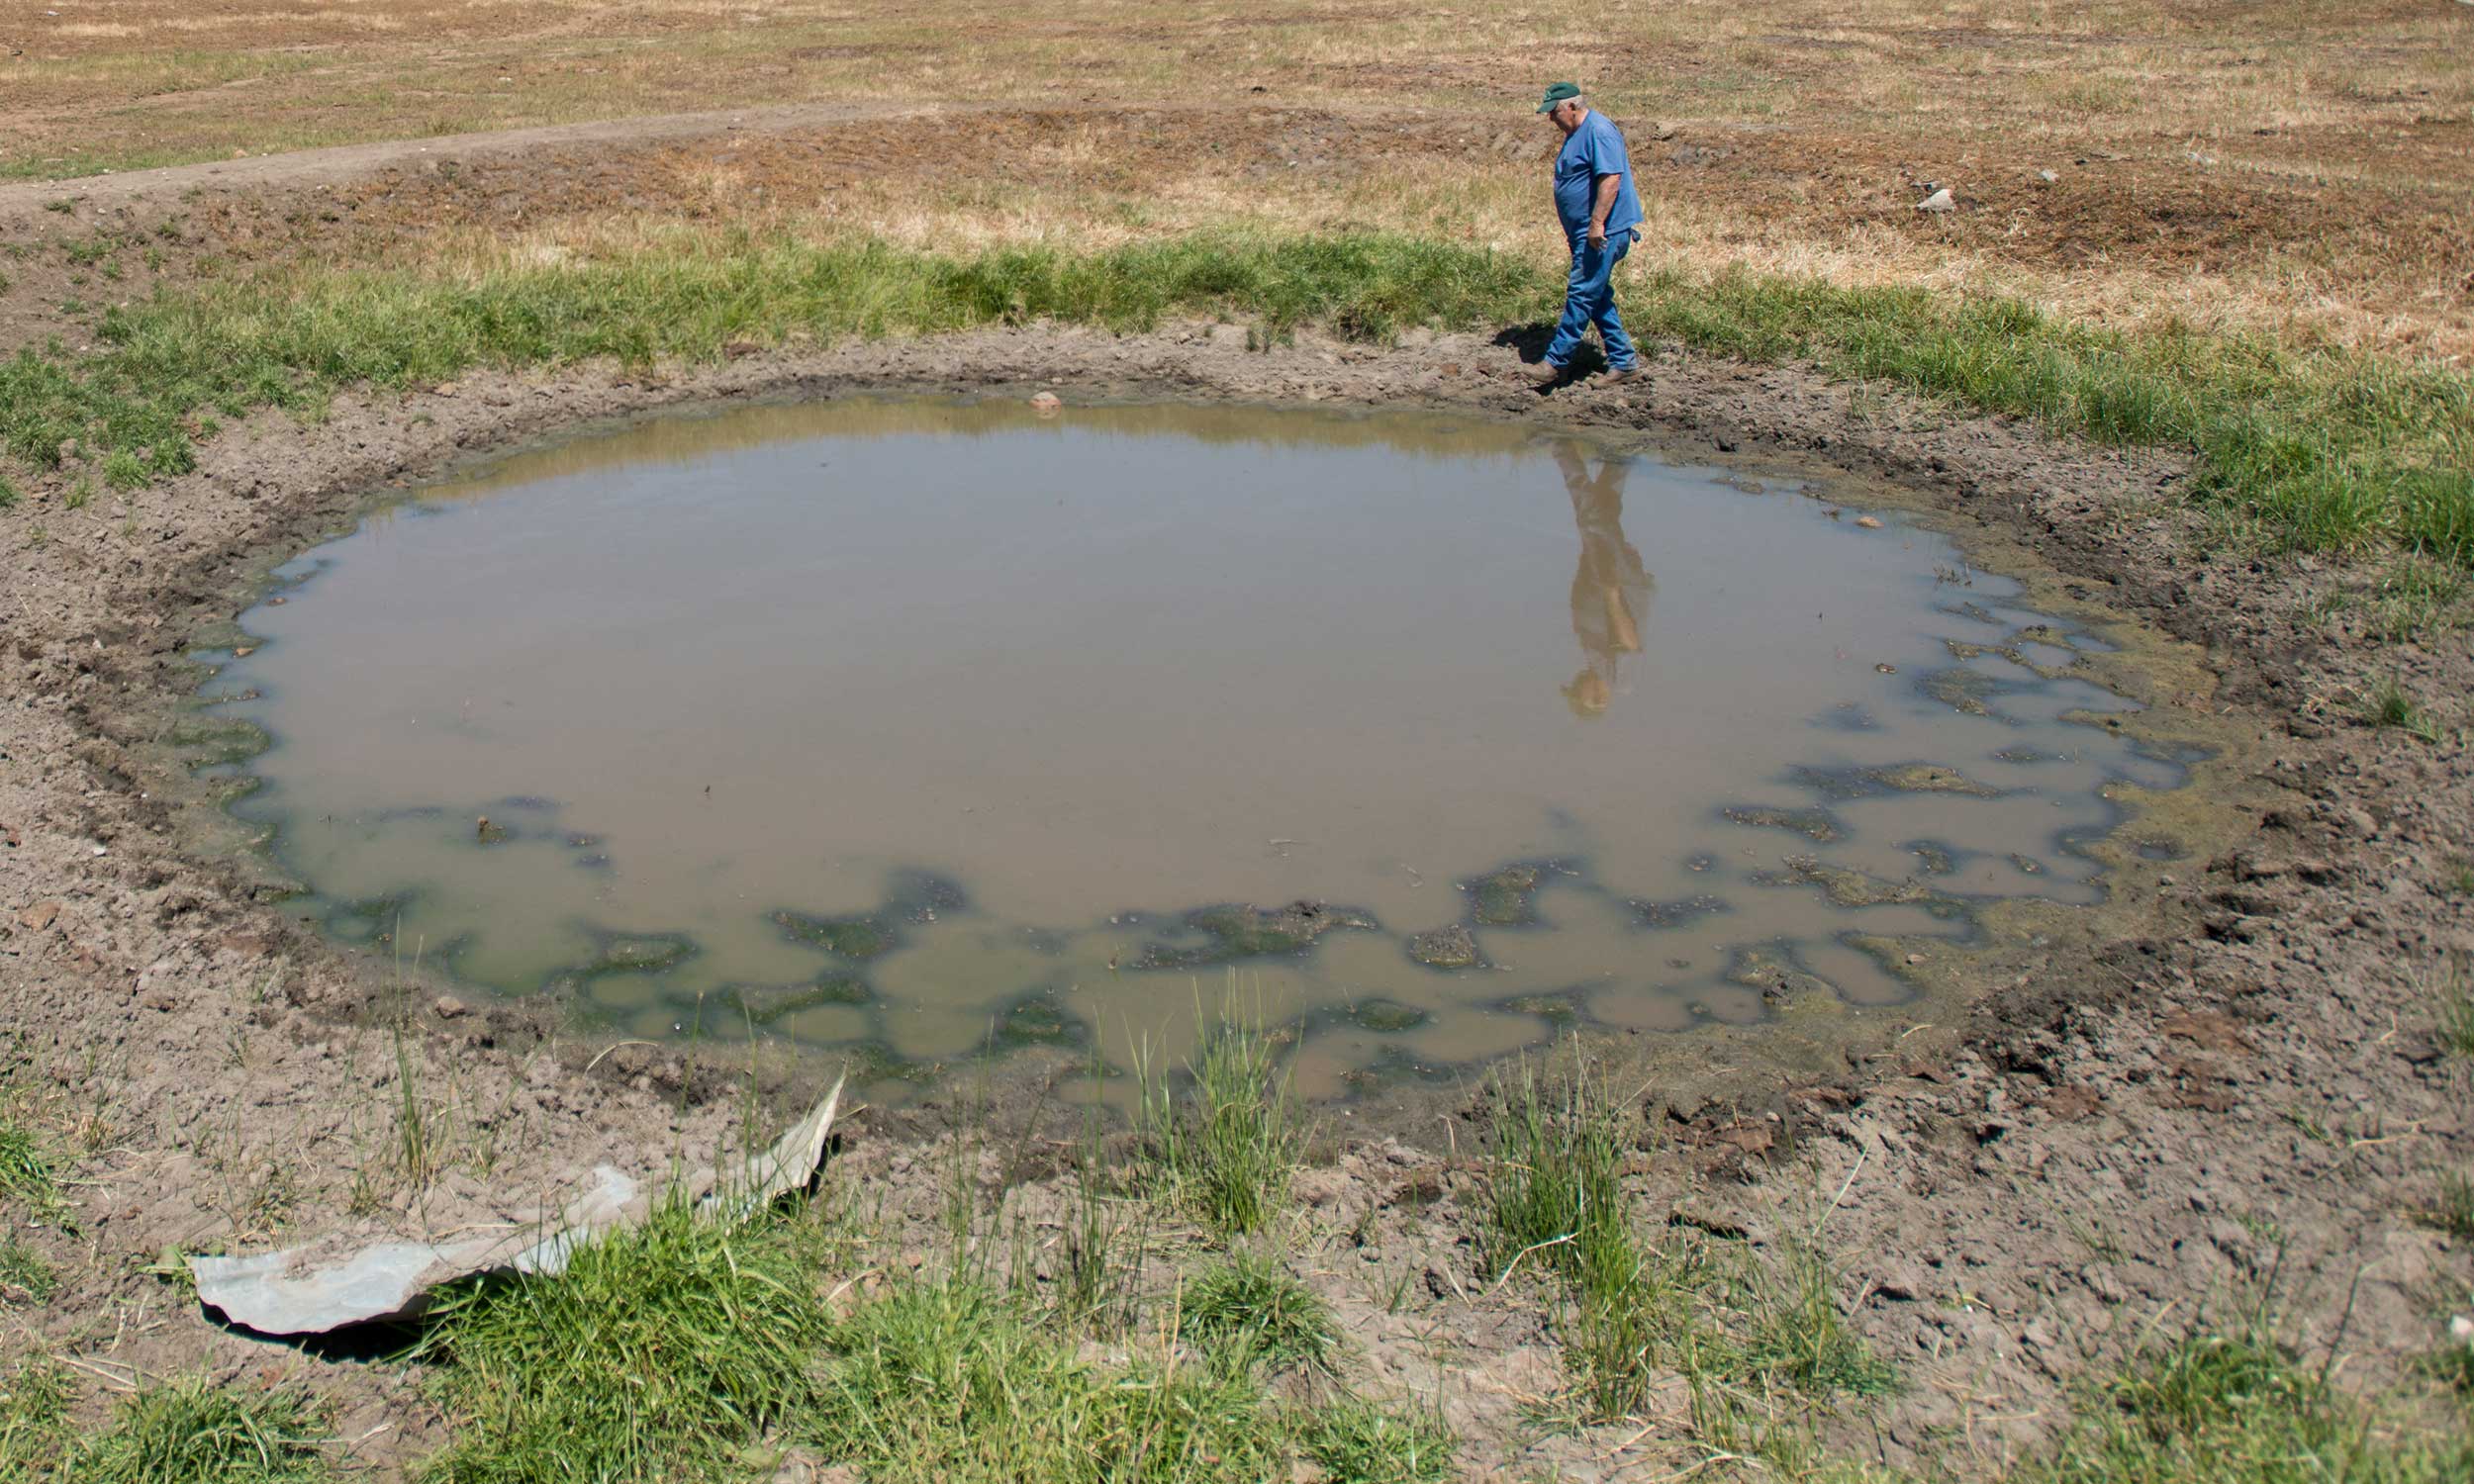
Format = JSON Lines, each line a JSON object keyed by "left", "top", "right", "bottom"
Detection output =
{"left": 191, "top": 1078, "right": 842, "bottom": 1336}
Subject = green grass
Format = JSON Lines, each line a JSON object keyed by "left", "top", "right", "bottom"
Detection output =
{"left": 0, "top": 1117, "right": 61, "bottom": 1222}
{"left": 1484, "top": 1065, "right": 1670, "bottom": 1419}
{"left": 0, "top": 1235, "right": 56, "bottom": 1303}
{"left": 1295, "top": 1397, "right": 1458, "bottom": 1484}
{"left": 417, "top": 1194, "right": 831, "bottom": 1483}
{"left": 1136, "top": 1007, "right": 1302, "bottom": 1240}
{"left": 70, "top": 1375, "right": 336, "bottom": 1484}
{"left": 1726, "top": 1234, "right": 1899, "bottom": 1399}
{"left": 808, "top": 1276, "right": 1290, "bottom": 1483}
{"left": 0, "top": 230, "right": 2467, "bottom": 574}
{"left": 2025, "top": 1321, "right": 2474, "bottom": 1484}
{"left": 0, "top": 1361, "right": 73, "bottom": 1478}
{"left": 1481, "top": 1065, "right": 1894, "bottom": 1426}
{"left": 1176, "top": 1250, "right": 1336, "bottom": 1372}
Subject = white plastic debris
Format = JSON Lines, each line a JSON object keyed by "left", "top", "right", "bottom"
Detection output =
{"left": 191, "top": 1078, "right": 842, "bottom": 1335}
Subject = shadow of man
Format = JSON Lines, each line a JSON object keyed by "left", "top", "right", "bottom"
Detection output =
{"left": 1556, "top": 442, "right": 1653, "bottom": 717}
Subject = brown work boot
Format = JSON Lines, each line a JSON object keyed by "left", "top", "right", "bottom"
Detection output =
{"left": 1528, "top": 360, "right": 1569, "bottom": 387}
{"left": 1600, "top": 366, "right": 1643, "bottom": 385}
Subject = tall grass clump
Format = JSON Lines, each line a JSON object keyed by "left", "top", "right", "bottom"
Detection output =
{"left": 1727, "top": 1233, "right": 1899, "bottom": 1399}
{"left": 71, "top": 1375, "right": 336, "bottom": 1484}
{"left": 1177, "top": 1249, "right": 1336, "bottom": 1373}
{"left": 1135, "top": 1001, "right": 1302, "bottom": 1239}
{"left": 417, "top": 1194, "right": 829, "bottom": 1483}
{"left": 2025, "top": 1320, "right": 2474, "bottom": 1484}
{"left": 1483, "top": 1065, "right": 1666, "bottom": 1420}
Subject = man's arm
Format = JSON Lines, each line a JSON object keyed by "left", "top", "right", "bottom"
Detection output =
{"left": 1587, "top": 174, "right": 1620, "bottom": 246}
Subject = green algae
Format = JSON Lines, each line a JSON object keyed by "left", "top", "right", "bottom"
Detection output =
{"left": 1629, "top": 893, "right": 1732, "bottom": 930}
{"left": 1463, "top": 863, "right": 1545, "bottom": 927}
{"left": 1404, "top": 924, "right": 1481, "bottom": 970}
{"left": 1721, "top": 804, "right": 1843, "bottom": 843}
{"left": 1756, "top": 857, "right": 1964, "bottom": 914}
{"left": 991, "top": 990, "right": 1087, "bottom": 1050}
{"left": 771, "top": 909, "right": 899, "bottom": 962}
{"left": 1346, "top": 998, "right": 1430, "bottom": 1033}
{"left": 167, "top": 715, "right": 270, "bottom": 769}
{"left": 1919, "top": 666, "right": 2003, "bottom": 716}
{"left": 584, "top": 934, "right": 698, "bottom": 976}
{"left": 721, "top": 973, "right": 873, "bottom": 1026}
{"left": 1132, "top": 900, "right": 1378, "bottom": 970}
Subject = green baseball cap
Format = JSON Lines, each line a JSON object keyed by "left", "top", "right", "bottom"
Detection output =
{"left": 1536, "top": 81, "right": 1581, "bottom": 113}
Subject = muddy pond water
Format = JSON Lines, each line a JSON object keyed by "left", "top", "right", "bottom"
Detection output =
{"left": 199, "top": 398, "right": 2189, "bottom": 1098}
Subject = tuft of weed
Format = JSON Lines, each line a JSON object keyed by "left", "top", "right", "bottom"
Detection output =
{"left": 1295, "top": 1396, "right": 1458, "bottom": 1484}
{"left": 1136, "top": 1002, "right": 1301, "bottom": 1239}
{"left": 2429, "top": 1170, "right": 2474, "bottom": 1241}
{"left": 2027, "top": 1321, "right": 2474, "bottom": 1483}
{"left": 1726, "top": 1235, "right": 1899, "bottom": 1399}
{"left": 0, "top": 1236, "right": 56, "bottom": 1304}
{"left": 0, "top": 473, "right": 18, "bottom": 509}
{"left": 2430, "top": 954, "right": 2474, "bottom": 1059}
{"left": 2360, "top": 677, "right": 2440, "bottom": 741}
{"left": 808, "top": 1276, "right": 1290, "bottom": 1483}
{"left": 71, "top": 1375, "right": 335, "bottom": 1484}
{"left": 418, "top": 1194, "right": 830, "bottom": 1483}
{"left": 1177, "top": 1250, "right": 1336, "bottom": 1373}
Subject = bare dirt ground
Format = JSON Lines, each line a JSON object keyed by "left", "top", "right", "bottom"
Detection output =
{"left": 0, "top": 10, "right": 2469, "bottom": 1478}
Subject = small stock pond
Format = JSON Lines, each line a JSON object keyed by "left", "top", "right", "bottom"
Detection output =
{"left": 197, "top": 398, "right": 2194, "bottom": 1098}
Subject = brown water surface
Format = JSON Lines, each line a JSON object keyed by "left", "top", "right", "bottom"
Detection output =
{"left": 202, "top": 398, "right": 2186, "bottom": 1096}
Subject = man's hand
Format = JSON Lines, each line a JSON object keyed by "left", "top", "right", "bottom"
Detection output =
{"left": 1587, "top": 172, "right": 1619, "bottom": 249}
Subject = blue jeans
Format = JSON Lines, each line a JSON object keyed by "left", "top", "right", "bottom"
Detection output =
{"left": 1545, "top": 229, "right": 1638, "bottom": 371}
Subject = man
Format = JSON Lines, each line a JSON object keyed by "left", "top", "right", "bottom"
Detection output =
{"left": 1533, "top": 81, "right": 1644, "bottom": 387}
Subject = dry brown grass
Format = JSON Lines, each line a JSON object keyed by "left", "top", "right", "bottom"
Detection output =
{"left": 3, "top": 0, "right": 2470, "bottom": 360}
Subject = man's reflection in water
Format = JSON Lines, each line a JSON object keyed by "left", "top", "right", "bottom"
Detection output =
{"left": 1556, "top": 443, "right": 1653, "bottom": 717}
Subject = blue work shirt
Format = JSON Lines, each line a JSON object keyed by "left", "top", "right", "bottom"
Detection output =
{"left": 1553, "top": 110, "right": 1644, "bottom": 240}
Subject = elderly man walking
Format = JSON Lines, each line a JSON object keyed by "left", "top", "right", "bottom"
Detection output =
{"left": 1533, "top": 82, "right": 1644, "bottom": 386}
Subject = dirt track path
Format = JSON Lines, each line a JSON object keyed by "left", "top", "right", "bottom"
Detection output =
{"left": 0, "top": 97, "right": 972, "bottom": 226}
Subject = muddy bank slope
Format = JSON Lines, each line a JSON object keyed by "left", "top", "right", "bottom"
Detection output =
{"left": 2, "top": 323, "right": 2468, "bottom": 1474}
